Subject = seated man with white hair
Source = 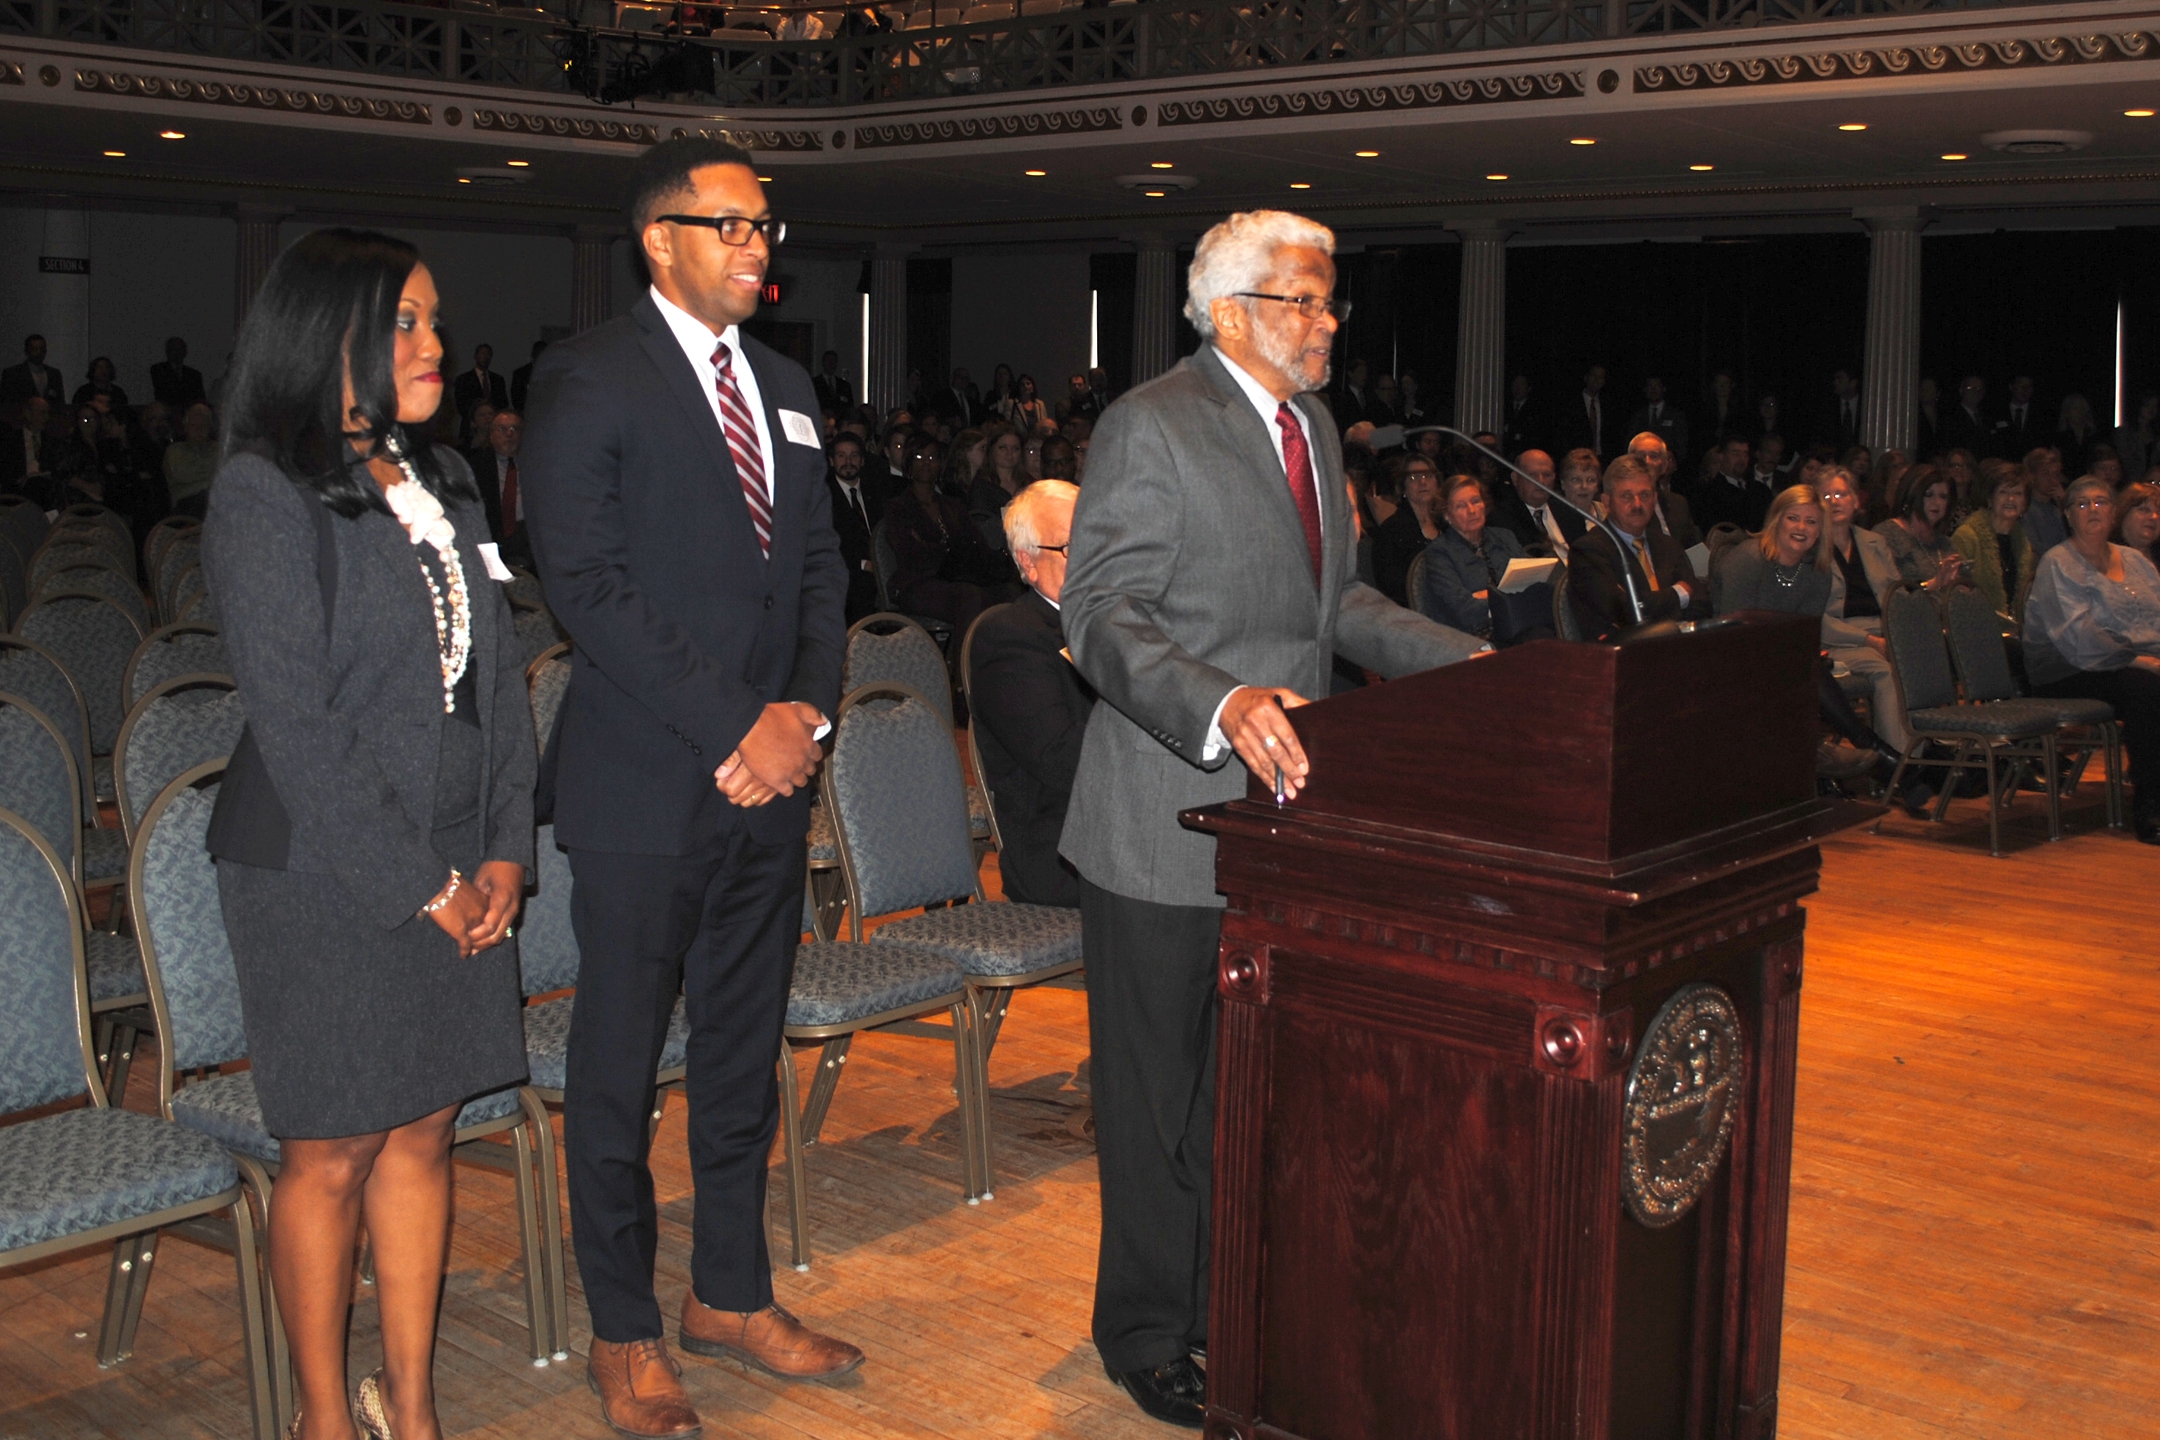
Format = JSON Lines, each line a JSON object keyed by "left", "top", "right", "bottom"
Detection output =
{"left": 971, "top": 480, "right": 1094, "bottom": 906}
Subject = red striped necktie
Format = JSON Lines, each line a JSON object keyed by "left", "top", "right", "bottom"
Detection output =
{"left": 711, "top": 341, "right": 771, "bottom": 558}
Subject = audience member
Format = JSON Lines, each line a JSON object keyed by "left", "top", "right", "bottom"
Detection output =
{"left": 945, "top": 427, "right": 988, "bottom": 502}
{"left": 1023, "top": 430, "right": 1048, "bottom": 480}
{"left": 0, "top": 396, "right": 58, "bottom": 505}
{"left": 510, "top": 339, "right": 547, "bottom": 414}
{"left": 969, "top": 423, "right": 1025, "bottom": 536}
{"left": 2088, "top": 444, "right": 2125, "bottom": 488}
{"left": 1872, "top": 464, "right": 1966, "bottom": 594}
{"left": 2022, "top": 445, "right": 2069, "bottom": 555}
{"left": 1866, "top": 447, "right": 1910, "bottom": 524}
{"left": 1060, "top": 371, "right": 1102, "bottom": 424}
{"left": 150, "top": 335, "right": 207, "bottom": 408}
{"left": 1337, "top": 357, "right": 1380, "bottom": 426}
{"left": 984, "top": 362, "right": 1017, "bottom": 418}
{"left": 466, "top": 401, "right": 498, "bottom": 463}
{"left": 1818, "top": 467, "right": 1911, "bottom": 753}
{"left": 451, "top": 343, "right": 508, "bottom": 441}
{"left": 1939, "top": 447, "right": 1980, "bottom": 524}
{"left": 1697, "top": 436, "right": 1773, "bottom": 534}
{"left": 1755, "top": 393, "right": 1782, "bottom": 447}
{"left": 1627, "top": 432, "right": 1700, "bottom": 550}
{"left": 2056, "top": 392, "right": 2100, "bottom": 478}
{"left": 1, "top": 333, "right": 65, "bottom": 405}
{"left": 1371, "top": 452, "right": 1439, "bottom": 607}
{"left": 1915, "top": 376, "right": 1943, "bottom": 460}
{"left": 1627, "top": 375, "right": 1689, "bottom": 462}
{"left": 73, "top": 356, "right": 129, "bottom": 410}
{"left": 884, "top": 432, "right": 1018, "bottom": 634}
{"left": 1999, "top": 374, "right": 2046, "bottom": 458}
{"left": 1952, "top": 461, "right": 2035, "bottom": 632}
{"left": 2114, "top": 392, "right": 2159, "bottom": 481}
{"left": 163, "top": 400, "right": 220, "bottom": 519}
{"left": 201, "top": 226, "right": 534, "bottom": 1440}
{"left": 970, "top": 480, "right": 1093, "bottom": 906}
{"left": 1493, "top": 447, "right": 1582, "bottom": 559}
{"left": 1040, "top": 435, "right": 1078, "bottom": 483}
{"left": 2113, "top": 480, "right": 2160, "bottom": 569}
{"left": 1502, "top": 372, "right": 1536, "bottom": 455}
{"left": 812, "top": 348, "right": 853, "bottom": 415}
{"left": 825, "top": 433, "right": 883, "bottom": 622}
{"left": 1422, "top": 473, "right": 1547, "bottom": 644}
{"left": 1940, "top": 374, "right": 1995, "bottom": 457}
{"left": 1002, "top": 373, "right": 1051, "bottom": 432}
{"left": 1396, "top": 370, "right": 1430, "bottom": 425}
{"left": 1568, "top": 455, "right": 1704, "bottom": 641}
{"left": 936, "top": 367, "right": 984, "bottom": 427}
{"left": 2025, "top": 474, "right": 2160, "bottom": 843}
{"left": 1559, "top": 447, "right": 1605, "bottom": 522}
{"left": 468, "top": 409, "right": 530, "bottom": 567}
{"left": 1823, "top": 367, "right": 1863, "bottom": 453}
{"left": 1560, "top": 363, "right": 1611, "bottom": 459}
{"left": 1702, "top": 369, "right": 1741, "bottom": 445}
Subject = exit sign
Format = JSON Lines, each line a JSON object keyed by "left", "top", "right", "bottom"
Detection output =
{"left": 760, "top": 280, "right": 783, "bottom": 305}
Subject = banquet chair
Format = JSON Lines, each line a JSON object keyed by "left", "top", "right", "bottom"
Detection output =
{"left": 35, "top": 563, "right": 152, "bottom": 633}
{"left": 114, "top": 674, "right": 243, "bottom": 844}
{"left": 123, "top": 622, "right": 226, "bottom": 708}
{"left": 842, "top": 612, "right": 994, "bottom": 854}
{"left": 0, "top": 803, "right": 279, "bottom": 1440}
{"left": 17, "top": 589, "right": 144, "bottom": 757}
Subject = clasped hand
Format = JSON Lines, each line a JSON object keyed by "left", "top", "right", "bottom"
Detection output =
{"left": 423, "top": 859, "right": 526, "bottom": 958}
{"left": 714, "top": 701, "right": 828, "bottom": 807}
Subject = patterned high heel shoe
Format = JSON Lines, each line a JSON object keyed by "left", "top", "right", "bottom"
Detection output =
{"left": 354, "top": 1369, "right": 393, "bottom": 1439}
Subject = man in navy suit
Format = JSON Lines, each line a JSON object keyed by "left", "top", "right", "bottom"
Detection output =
{"left": 523, "top": 136, "right": 853, "bottom": 1440}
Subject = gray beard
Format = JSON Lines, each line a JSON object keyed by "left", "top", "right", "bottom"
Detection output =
{"left": 1254, "top": 324, "right": 1330, "bottom": 394}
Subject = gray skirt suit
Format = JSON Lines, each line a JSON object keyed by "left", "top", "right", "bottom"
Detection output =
{"left": 201, "top": 449, "right": 536, "bottom": 1139}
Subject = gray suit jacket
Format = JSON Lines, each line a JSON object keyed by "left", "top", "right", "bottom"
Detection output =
{"left": 1059, "top": 346, "right": 1484, "bottom": 909}
{"left": 202, "top": 450, "right": 537, "bottom": 930}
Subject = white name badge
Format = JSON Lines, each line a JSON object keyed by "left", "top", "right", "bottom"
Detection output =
{"left": 778, "top": 408, "right": 822, "bottom": 449}
{"left": 476, "top": 543, "right": 516, "bottom": 582}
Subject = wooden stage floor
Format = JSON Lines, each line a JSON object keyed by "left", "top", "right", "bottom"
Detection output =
{"left": 3, "top": 788, "right": 2156, "bottom": 1438}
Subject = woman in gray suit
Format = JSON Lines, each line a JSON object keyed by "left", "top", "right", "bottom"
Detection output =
{"left": 202, "top": 229, "right": 535, "bottom": 1440}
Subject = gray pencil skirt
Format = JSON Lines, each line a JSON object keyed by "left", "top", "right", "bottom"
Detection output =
{"left": 217, "top": 813, "right": 528, "bottom": 1141}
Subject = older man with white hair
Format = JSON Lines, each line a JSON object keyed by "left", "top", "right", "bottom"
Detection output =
{"left": 1059, "top": 210, "right": 1483, "bottom": 1427}
{"left": 969, "top": 480, "right": 1094, "bottom": 907}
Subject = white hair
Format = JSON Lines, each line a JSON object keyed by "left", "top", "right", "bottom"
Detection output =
{"left": 1182, "top": 210, "right": 1335, "bottom": 340}
{"left": 1004, "top": 479, "right": 1080, "bottom": 557}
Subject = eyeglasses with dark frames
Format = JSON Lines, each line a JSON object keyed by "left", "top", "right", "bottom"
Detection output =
{"left": 1235, "top": 292, "right": 1352, "bottom": 322}
{"left": 1035, "top": 543, "right": 1071, "bottom": 554}
{"left": 655, "top": 214, "right": 787, "bottom": 246}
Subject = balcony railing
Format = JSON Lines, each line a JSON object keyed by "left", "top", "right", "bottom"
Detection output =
{"left": 0, "top": 0, "right": 2080, "bottom": 108}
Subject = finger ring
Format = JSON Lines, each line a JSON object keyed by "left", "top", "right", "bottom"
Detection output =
{"left": 1263, "top": 735, "right": 1277, "bottom": 749}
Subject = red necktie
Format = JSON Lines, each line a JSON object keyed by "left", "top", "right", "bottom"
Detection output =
{"left": 1275, "top": 402, "right": 1323, "bottom": 584}
{"left": 712, "top": 342, "right": 772, "bottom": 558}
{"left": 500, "top": 457, "right": 519, "bottom": 537}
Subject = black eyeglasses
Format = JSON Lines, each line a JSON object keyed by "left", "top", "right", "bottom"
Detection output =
{"left": 1236, "top": 292, "right": 1352, "bottom": 322}
{"left": 1036, "top": 543, "right": 1070, "bottom": 555}
{"left": 655, "top": 214, "right": 786, "bottom": 246}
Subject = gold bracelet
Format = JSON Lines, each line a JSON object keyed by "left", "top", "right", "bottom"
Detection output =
{"left": 421, "top": 869, "right": 464, "bottom": 916}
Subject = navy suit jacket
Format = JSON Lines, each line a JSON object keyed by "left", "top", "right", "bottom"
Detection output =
{"left": 522, "top": 296, "right": 847, "bottom": 855}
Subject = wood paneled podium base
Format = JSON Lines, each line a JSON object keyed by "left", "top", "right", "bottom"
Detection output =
{"left": 1182, "top": 615, "right": 1874, "bottom": 1440}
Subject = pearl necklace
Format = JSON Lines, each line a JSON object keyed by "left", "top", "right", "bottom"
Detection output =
{"left": 379, "top": 439, "right": 472, "bottom": 714}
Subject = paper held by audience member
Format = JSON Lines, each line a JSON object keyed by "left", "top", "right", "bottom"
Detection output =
{"left": 1685, "top": 542, "right": 1712, "bottom": 575}
{"left": 1497, "top": 557, "right": 1561, "bottom": 594}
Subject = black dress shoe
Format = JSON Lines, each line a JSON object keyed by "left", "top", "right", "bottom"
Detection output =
{"left": 2136, "top": 815, "right": 2160, "bottom": 845}
{"left": 1104, "top": 1355, "right": 1206, "bottom": 1429}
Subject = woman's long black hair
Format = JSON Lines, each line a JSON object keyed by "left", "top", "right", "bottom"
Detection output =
{"left": 220, "top": 227, "right": 475, "bottom": 518}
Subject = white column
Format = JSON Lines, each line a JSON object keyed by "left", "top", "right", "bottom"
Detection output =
{"left": 232, "top": 205, "right": 284, "bottom": 328}
{"left": 35, "top": 206, "right": 91, "bottom": 385}
{"left": 868, "top": 243, "right": 909, "bottom": 418}
{"left": 1858, "top": 207, "right": 1925, "bottom": 456}
{"left": 1131, "top": 233, "right": 1179, "bottom": 386}
{"left": 571, "top": 225, "right": 614, "bottom": 335}
{"left": 1450, "top": 221, "right": 1508, "bottom": 436}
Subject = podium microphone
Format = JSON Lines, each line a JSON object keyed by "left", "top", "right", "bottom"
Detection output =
{"left": 1427, "top": 427, "right": 1647, "bottom": 628}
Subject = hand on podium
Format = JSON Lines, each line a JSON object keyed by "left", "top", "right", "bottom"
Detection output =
{"left": 1222, "top": 686, "right": 1311, "bottom": 798}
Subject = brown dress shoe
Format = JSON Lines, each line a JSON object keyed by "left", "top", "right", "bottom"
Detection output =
{"left": 678, "top": 1293, "right": 866, "bottom": 1382}
{"left": 587, "top": 1337, "right": 702, "bottom": 1440}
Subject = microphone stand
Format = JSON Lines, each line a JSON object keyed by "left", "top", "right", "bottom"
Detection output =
{"left": 1429, "top": 427, "right": 1647, "bottom": 628}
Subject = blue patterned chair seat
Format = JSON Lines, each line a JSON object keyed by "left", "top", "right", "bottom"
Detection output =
{"left": 2019, "top": 696, "right": 2116, "bottom": 728}
{"left": 1907, "top": 700, "right": 2063, "bottom": 738}
{"left": 869, "top": 903, "right": 1082, "bottom": 978}
{"left": 966, "top": 784, "right": 991, "bottom": 839}
{"left": 788, "top": 941, "right": 963, "bottom": 1028}
{"left": 84, "top": 930, "right": 146, "bottom": 1004}
{"left": 170, "top": 1072, "right": 529, "bottom": 1165}
{"left": 806, "top": 804, "right": 837, "bottom": 866}
{"left": 82, "top": 826, "right": 126, "bottom": 882}
{"left": 0, "top": 1106, "right": 238, "bottom": 1252}
{"left": 523, "top": 994, "right": 689, "bottom": 1093}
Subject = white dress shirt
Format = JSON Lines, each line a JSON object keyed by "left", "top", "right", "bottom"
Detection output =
{"left": 1203, "top": 346, "right": 1326, "bottom": 759}
{"left": 651, "top": 285, "right": 775, "bottom": 504}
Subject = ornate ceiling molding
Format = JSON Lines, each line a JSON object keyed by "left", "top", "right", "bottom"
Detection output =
{"left": 1159, "top": 70, "right": 1582, "bottom": 126}
{"left": 72, "top": 66, "right": 431, "bottom": 123}
{"left": 854, "top": 106, "right": 1123, "bottom": 150}
{"left": 469, "top": 108, "right": 659, "bottom": 144}
{"left": 1, "top": 61, "right": 22, "bottom": 86}
{"left": 1635, "top": 28, "right": 2158, "bottom": 91}
{"left": 670, "top": 124, "right": 825, "bottom": 151}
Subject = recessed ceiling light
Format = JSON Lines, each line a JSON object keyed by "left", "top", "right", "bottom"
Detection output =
{"left": 1568, "top": 137, "right": 1596, "bottom": 146}
{"left": 159, "top": 130, "right": 185, "bottom": 139}
{"left": 1024, "top": 169, "right": 1046, "bottom": 176}
{"left": 1689, "top": 163, "right": 1714, "bottom": 171}
{"left": 2127, "top": 109, "right": 2156, "bottom": 117}
{"left": 506, "top": 159, "right": 530, "bottom": 167}
{"left": 457, "top": 177, "right": 471, "bottom": 184}
{"left": 758, "top": 176, "right": 774, "bottom": 182}
{"left": 1838, "top": 123, "right": 1868, "bottom": 131}
{"left": 1289, "top": 182, "right": 1311, "bottom": 189}
{"left": 103, "top": 149, "right": 126, "bottom": 157}
{"left": 1150, "top": 161, "right": 1174, "bottom": 169}
{"left": 1355, "top": 150, "right": 1379, "bottom": 157}
{"left": 1145, "top": 190, "right": 1166, "bottom": 197}
{"left": 1485, "top": 173, "right": 1508, "bottom": 181}
{"left": 1940, "top": 152, "right": 1968, "bottom": 160}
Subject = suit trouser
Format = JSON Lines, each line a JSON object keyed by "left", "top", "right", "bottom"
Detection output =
{"left": 563, "top": 830, "right": 804, "bottom": 1343}
{"left": 1080, "top": 876, "right": 1219, "bottom": 1373}
{"left": 1826, "top": 644, "right": 1910, "bottom": 752}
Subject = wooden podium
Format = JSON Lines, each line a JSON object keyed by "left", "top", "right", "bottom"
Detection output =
{"left": 1181, "top": 614, "right": 1869, "bottom": 1440}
